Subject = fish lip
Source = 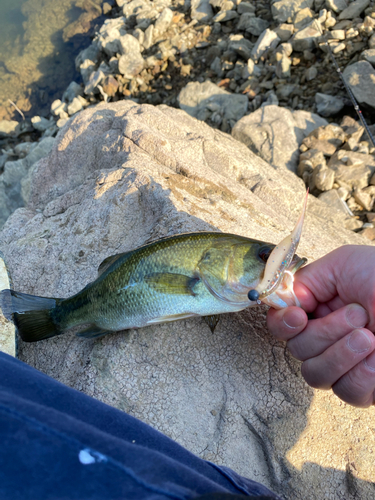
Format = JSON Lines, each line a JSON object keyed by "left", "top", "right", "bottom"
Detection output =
{"left": 260, "top": 254, "right": 307, "bottom": 309}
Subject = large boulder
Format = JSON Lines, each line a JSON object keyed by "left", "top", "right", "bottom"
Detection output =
{"left": 1, "top": 101, "right": 375, "bottom": 499}
{"left": 232, "top": 105, "right": 327, "bottom": 172}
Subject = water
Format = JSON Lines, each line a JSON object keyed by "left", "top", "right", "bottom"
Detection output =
{"left": 0, "top": 0, "right": 104, "bottom": 121}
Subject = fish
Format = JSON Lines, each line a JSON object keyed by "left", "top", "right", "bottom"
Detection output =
{"left": 0, "top": 192, "right": 308, "bottom": 343}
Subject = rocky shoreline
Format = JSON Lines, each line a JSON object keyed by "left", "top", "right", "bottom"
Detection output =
{"left": 1, "top": 0, "right": 375, "bottom": 234}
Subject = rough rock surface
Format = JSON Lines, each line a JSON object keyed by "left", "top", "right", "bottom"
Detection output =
{"left": 231, "top": 105, "right": 327, "bottom": 172}
{"left": 1, "top": 101, "right": 375, "bottom": 499}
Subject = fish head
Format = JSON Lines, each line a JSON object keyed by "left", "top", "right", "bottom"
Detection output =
{"left": 247, "top": 190, "right": 308, "bottom": 310}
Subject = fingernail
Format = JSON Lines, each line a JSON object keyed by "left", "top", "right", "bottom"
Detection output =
{"left": 364, "top": 351, "right": 375, "bottom": 372}
{"left": 347, "top": 329, "right": 371, "bottom": 353}
{"left": 346, "top": 304, "right": 368, "bottom": 329}
{"left": 283, "top": 308, "right": 305, "bottom": 329}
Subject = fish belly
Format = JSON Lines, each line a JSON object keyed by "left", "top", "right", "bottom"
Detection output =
{"left": 92, "top": 281, "right": 246, "bottom": 331}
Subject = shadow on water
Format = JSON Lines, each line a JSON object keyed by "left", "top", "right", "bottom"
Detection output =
{"left": 0, "top": 0, "right": 105, "bottom": 120}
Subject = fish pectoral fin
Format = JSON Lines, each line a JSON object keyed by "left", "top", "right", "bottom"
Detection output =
{"left": 76, "top": 326, "right": 112, "bottom": 339}
{"left": 144, "top": 273, "right": 200, "bottom": 296}
{"left": 203, "top": 315, "right": 220, "bottom": 333}
{"left": 147, "top": 312, "right": 197, "bottom": 324}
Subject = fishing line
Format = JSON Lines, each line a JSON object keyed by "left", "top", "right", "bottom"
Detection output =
{"left": 314, "top": 19, "right": 375, "bottom": 148}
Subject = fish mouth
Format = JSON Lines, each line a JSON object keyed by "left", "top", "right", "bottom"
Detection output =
{"left": 260, "top": 255, "right": 307, "bottom": 309}
{"left": 248, "top": 190, "right": 308, "bottom": 310}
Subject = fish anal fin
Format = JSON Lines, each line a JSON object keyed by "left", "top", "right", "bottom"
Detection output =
{"left": 76, "top": 326, "right": 112, "bottom": 339}
{"left": 203, "top": 315, "right": 220, "bottom": 333}
{"left": 145, "top": 273, "right": 199, "bottom": 296}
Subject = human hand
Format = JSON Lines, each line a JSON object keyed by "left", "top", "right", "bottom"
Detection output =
{"left": 267, "top": 245, "right": 375, "bottom": 408}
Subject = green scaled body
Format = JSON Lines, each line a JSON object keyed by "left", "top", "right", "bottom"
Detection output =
{"left": 2, "top": 232, "right": 275, "bottom": 342}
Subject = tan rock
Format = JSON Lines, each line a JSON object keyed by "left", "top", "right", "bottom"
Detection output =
{"left": 1, "top": 102, "right": 374, "bottom": 499}
{"left": 328, "top": 150, "right": 375, "bottom": 189}
{"left": 354, "top": 189, "right": 373, "bottom": 211}
{"left": 359, "top": 226, "right": 375, "bottom": 240}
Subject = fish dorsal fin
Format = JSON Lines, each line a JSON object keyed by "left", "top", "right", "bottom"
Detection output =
{"left": 98, "top": 253, "right": 127, "bottom": 276}
{"left": 144, "top": 273, "right": 199, "bottom": 296}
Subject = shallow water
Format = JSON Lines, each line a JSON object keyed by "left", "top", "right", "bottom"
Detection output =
{"left": 0, "top": 0, "right": 104, "bottom": 121}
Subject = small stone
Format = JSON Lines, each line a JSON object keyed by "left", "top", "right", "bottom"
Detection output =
{"left": 228, "top": 37, "right": 254, "bottom": 60}
{"left": 31, "top": 116, "right": 52, "bottom": 132}
{"left": 337, "top": 186, "right": 350, "bottom": 200}
{"left": 359, "top": 226, "right": 375, "bottom": 239}
{"left": 292, "top": 22, "right": 321, "bottom": 52}
{"left": 102, "top": 2, "right": 112, "bottom": 14}
{"left": 237, "top": 2, "right": 256, "bottom": 14}
{"left": 238, "top": 16, "right": 269, "bottom": 36}
{"left": 339, "top": 0, "right": 370, "bottom": 20}
{"left": 272, "top": 0, "right": 314, "bottom": 24}
{"left": 326, "top": 0, "right": 348, "bottom": 11}
{"left": 56, "top": 118, "right": 69, "bottom": 128}
{"left": 275, "top": 23, "right": 294, "bottom": 42}
{"left": 318, "top": 189, "right": 351, "bottom": 215}
{"left": 118, "top": 53, "right": 144, "bottom": 79}
{"left": 178, "top": 80, "right": 248, "bottom": 125}
{"left": 143, "top": 25, "right": 154, "bottom": 50}
{"left": 251, "top": 29, "right": 280, "bottom": 62}
{"left": 67, "top": 98, "right": 83, "bottom": 116}
{"left": 366, "top": 212, "right": 375, "bottom": 222}
{"left": 154, "top": 8, "right": 174, "bottom": 35}
{"left": 305, "top": 66, "right": 318, "bottom": 80}
{"left": 275, "top": 83, "right": 296, "bottom": 98}
{"left": 363, "top": 185, "right": 375, "bottom": 196}
{"left": 133, "top": 28, "right": 145, "bottom": 47}
{"left": 191, "top": 0, "right": 214, "bottom": 22}
{"left": 329, "top": 29, "right": 346, "bottom": 40}
{"left": 332, "top": 42, "right": 346, "bottom": 53}
{"left": 343, "top": 62, "right": 375, "bottom": 110}
{"left": 328, "top": 150, "right": 375, "bottom": 189}
{"left": 345, "top": 218, "right": 364, "bottom": 230}
{"left": 213, "top": 10, "right": 238, "bottom": 22}
{"left": 354, "top": 189, "right": 373, "bottom": 211}
{"left": 62, "top": 81, "right": 83, "bottom": 103}
{"left": 0, "top": 120, "right": 20, "bottom": 137}
{"left": 312, "top": 164, "right": 335, "bottom": 191}
{"left": 315, "top": 93, "right": 345, "bottom": 117}
{"left": 294, "top": 8, "right": 315, "bottom": 29}
{"left": 102, "top": 76, "right": 119, "bottom": 97}
{"left": 361, "top": 49, "right": 375, "bottom": 66}
{"left": 302, "top": 137, "right": 337, "bottom": 155}
{"left": 325, "top": 16, "right": 337, "bottom": 28}
{"left": 84, "top": 69, "right": 105, "bottom": 94}
{"left": 276, "top": 54, "right": 291, "bottom": 78}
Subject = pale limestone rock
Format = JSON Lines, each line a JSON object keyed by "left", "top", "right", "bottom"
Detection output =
{"left": 1, "top": 102, "right": 375, "bottom": 500}
{"left": 0, "top": 254, "right": 15, "bottom": 357}
{"left": 343, "top": 61, "right": 375, "bottom": 110}
{"left": 232, "top": 105, "right": 327, "bottom": 172}
{"left": 338, "top": 0, "right": 370, "bottom": 19}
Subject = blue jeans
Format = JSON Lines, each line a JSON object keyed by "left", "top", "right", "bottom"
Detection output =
{"left": 0, "top": 352, "right": 281, "bottom": 499}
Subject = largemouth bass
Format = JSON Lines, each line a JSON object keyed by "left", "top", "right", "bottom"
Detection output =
{"left": 1, "top": 193, "right": 308, "bottom": 342}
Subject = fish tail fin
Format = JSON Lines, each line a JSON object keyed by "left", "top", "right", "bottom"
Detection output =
{"left": 0, "top": 289, "right": 63, "bottom": 342}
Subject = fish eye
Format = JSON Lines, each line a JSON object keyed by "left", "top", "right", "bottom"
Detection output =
{"left": 258, "top": 246, "right": 272, "bottom": 263}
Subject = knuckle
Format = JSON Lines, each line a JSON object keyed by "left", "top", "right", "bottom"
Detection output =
{"left": 286, "top": 338, "right": 302, "bottom": 360}
{"left": 332, "top": 368, "right": 373, "bottom": 408}
{"left": 301, "top": 360, "right": 330, "bottom": 389}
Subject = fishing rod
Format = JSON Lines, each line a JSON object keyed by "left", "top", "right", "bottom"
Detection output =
{"left": 315, "top": 19, "right": 375, "bottom": 148}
